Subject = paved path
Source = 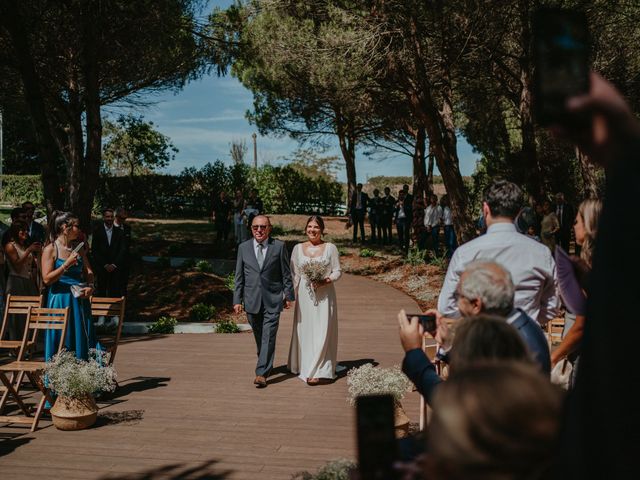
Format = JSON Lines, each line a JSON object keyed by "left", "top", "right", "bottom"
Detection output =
{"left": 0, "top": 274, "right": 423, "bottom": 479}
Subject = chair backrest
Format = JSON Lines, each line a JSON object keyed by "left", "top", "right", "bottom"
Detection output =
{"left": 0, "top": 294, "right": 43, "bottom": 340}
{"left": 17, "top": 307, "right": 70, "bottom": 360}
{"left": 90, "top": 296, "right": 126, "bottom": 365}
{"left": 546, "top": 317, "right": 565, "bottom": 347}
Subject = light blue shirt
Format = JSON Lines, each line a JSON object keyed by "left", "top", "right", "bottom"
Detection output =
{"left": 437, "top": 222, "right": 559, "bottom": 325}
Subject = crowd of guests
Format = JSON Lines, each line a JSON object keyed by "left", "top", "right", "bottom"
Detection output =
{"left": 389, "top": 72, "right": 637, "bottom": 479}
{"left": 211, "top": 188, "right": 264, "bottom": 244}
{"left": 0, "top": 204, "right": 132, "bottom": 363}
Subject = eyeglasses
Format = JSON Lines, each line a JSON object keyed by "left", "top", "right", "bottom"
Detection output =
{"left": 252, "top": 225, "right": 268, "bottom": 230}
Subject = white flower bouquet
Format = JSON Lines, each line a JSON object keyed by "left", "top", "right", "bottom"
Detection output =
{"left": 300, "top": 259, "right": 330, "bottom": 285}
{"left": 45, "top": 349, "right": 117, "bottom": 398}
{"left": 346, "top": 363, "right": 411, "bottom": 406}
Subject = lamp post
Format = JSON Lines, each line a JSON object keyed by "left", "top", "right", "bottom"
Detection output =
{"left": 251, "top": 132, "right": 257, "bottom": 170}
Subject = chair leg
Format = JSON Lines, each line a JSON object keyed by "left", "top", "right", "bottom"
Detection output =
{"left": 27, "top": 371, "right": 53, "bottom": 432}
{"left": 0, "top": 372, "right": 31, "bottom": 416}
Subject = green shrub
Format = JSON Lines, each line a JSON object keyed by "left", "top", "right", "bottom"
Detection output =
{"left": 404, "top": 247, "right": 427, "bottom": 266}
{"left": 181, "top": 257, "right": 197, "bottom": 269}
{"left": 0, "top": 175, "right": 44, "bottom": 205}
{"left": 225, "top": 272, "right": 235, "bottom": 291}
{"left": 167, "top": 243, "right": 181, "bottom": 256}
{"left": 195, "top": 260, "right": 213, "bottom": 273}
{"left": 190, "top": 303, "right": 216, "bottom": 322}
{"left": 148, "top": 316, "right": 177, "bottom": 334}
{"left": 428, "top": 252, "right": 449, "bottom": 270}
{"left": 337, "top": 247, "right": 348, "bottom": 256}
{"left": 156, "top": 255, "right": 171, "bottom": 267}
{"left": 291, "top": 459, "right": 356, "bottom": 480}
{"left": 358, "top": 248, "right": 376, "bottom": 258}
{"left": 216, "top": 319, "right": 241, "bottom": 333}
{"left": 270, "top": 224, "right": 286, "bottom": 236}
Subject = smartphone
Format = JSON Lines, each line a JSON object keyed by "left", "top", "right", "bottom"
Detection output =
{"left": 532, "top": 8, "right": 590, "bottom": 125}
{"left": 406, "top": 313, "right": 437, "bottom": 334}
{"left": 356, "top": 394, "right": 398, "bottom": 480}
{"left": 71, "top": 241, "right": 85, "bottom": 254}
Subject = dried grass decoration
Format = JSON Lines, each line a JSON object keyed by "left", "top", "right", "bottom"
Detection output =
{"left": 300, "top": 259, "right": 331, "bottom": 305}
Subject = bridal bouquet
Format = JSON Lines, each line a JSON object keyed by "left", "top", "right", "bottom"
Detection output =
{"left": 300, "top": 259, "right": 330, "bottom": 286}
{"left": 300, "top": 259, "right": 330, "bottom": 305}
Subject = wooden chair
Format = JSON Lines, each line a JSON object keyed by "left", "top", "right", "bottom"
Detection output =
{"left": 0, "top": 306, "right": 69, "bottom": 431}
{"left": 0, "top": 294, "right": 44, "bottom": 355}
{"left": 0, "top": 295, "right": 44, "bottom": 409}
{"left": 546, "top": 317, "right": 565, "bottom": 347}
{"left": 419, "top": 337, "right": 438, "bottom": 431}
{"left": 90, "top": 296, "right": 126, "bottom": 367}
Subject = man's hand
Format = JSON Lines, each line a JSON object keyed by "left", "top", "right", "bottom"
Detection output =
{"left": 284, "top": 300, "right": 292, "bottom": 309}
{"left": 233, "top": 304, "right": 243, "bottom": 314}
{"left": 397, "top": 309, "right": 424, "bottom": 352}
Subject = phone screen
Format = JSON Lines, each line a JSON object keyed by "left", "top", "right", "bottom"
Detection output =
{"left": 72, "top": 241, "right": 85, "bottom": 254}
{"left": 356, "top": 394, "right": 397, "bottom": 480}
{"left": 533, "top": 8, "right": 590, "bottom": 125}
{"left": 407, "top": 314, "right": 437, "bottom": 334}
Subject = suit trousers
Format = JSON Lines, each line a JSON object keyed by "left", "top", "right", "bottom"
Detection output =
{"left": 247, "top": 308, "right": 280, "bottom": 376}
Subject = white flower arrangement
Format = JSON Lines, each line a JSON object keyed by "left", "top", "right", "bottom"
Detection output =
{"left": 300, "top": 259, "right": 331, "bottom": 285}
{"left": 346, "top": 364, "right": 412, "bottom": 406}
{"left": 44, "top": 349, "right": 117, "bottom": 398}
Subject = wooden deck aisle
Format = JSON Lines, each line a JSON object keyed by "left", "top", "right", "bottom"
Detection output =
{"left": 0, "top": 273, "right": 423, "bottom": 479}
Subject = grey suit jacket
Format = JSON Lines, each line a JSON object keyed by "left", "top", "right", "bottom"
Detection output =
{"left": 233, "top": 237, "right": 295, "bottom": 314}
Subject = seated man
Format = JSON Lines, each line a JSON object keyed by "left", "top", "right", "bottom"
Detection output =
{"left": 399, "top": 260, "right": 551, "bottom": 403}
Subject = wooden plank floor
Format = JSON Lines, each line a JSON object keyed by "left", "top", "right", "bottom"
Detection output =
{"left": 0, "top": 273, "right": 424, "bottom": 479}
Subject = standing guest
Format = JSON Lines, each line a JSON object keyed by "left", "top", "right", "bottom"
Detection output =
{"left": 1, "top": 207, "right": 29, "bottom": 247}
{"left": 41, "top": 211, "right": 95, "bottom": 360}
{"left": 212, "top": 190, "right": 233, "bottom": 242}
{"left": 349, "top": 183, "right": 368, "bottom": 243}
{"left": 424, "top": 194, "right": 443, "bottom": 256}
{"left": 232, "top": 189, "right": 247, "bottom": 244}
{"left": 540, "top": 199, "right": 560, "bottom": 252}
{"left": 381, "top": 187, "right": 395, "bottom": 245}
{"left": 114, "top": 207, "right": 132, "bottom": 296}
{"left": 394, "top": 190, "right": 409, "bottom": 251}
{"left": 440, "top": 194, "right": 457, "bottom": 258}
{"left": 438, "top": 180, "right": 559, "bottom": 325}
{"left": 288, "top": 216, "right": 342, "bottom": 385}
{"left": 91, "top": 208, "right": 126, "bottom": 298}
{"left": 412, "top": 196, "right": 427, "bottom": 251}
{"left": 555, "top": 192, "right": 575, "bottom": 253}
{"left": 401, "top": 184, "right": 413, "bottom": 249}
{"left": 3, "top": 221, "right": 40, "bottom": 340}
{"left": 368, "top": 189, "right": 382, "bottom": 244}
{"left": 21, "top": 201, "right": 46, "bottom": 244}
{"left": 233, "top": 215, "right": 294, "bottom": 388}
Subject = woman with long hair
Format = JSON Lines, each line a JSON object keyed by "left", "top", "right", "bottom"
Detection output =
{"left": 287, "top": 215, "right": 342, "bottom": 385}
{"left": 41, "top": 211, "right": 96, "bottom": 360}
{"left": 551, "top": 199, "right": 603, "bottom": 376}
{"left": 3, "top": 220, "right": 41, "bottom": 339}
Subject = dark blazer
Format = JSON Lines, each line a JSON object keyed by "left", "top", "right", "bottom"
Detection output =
{"left": 233, "top": 237, "right": 295, "bottom": 314}
{"left": 91, "top": 223, "right": 126, "bottom": 271}
{"left": 555, "top": 202, "right": 575, "bottom": 241}
{"left": 402, "top": 348, "right": 443, "bottom": 406}
{"left": 509, "top": 309, "right": 551, "bottom": 374}
{"left": 350, "top": 191, "right": 369, "bottom": 215}
{"left": 28, "top": 221, "right": 46, "bottom": 245}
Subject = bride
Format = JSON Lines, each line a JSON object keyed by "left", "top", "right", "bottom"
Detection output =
{"left": 288, "top": 215, "right": 342, "bottom": 385}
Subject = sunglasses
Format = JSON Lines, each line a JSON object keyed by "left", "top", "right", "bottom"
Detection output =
{"left": 252, "top": 225, "right": 268, "bottom": 230}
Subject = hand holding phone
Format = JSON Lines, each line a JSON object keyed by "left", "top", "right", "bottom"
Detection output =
{"left": 405, "top": 313, "right": 437, "bottom": 335}
{"left": 71, "top": 241, "right": 85, "bottom": 255}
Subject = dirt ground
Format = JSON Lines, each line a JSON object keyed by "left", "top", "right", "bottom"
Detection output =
{"left": 126, "top": 214, "right": 446, "bottom": 322}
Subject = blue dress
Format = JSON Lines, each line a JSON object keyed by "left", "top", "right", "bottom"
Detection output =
{"left": 45, "top": 251, "right": 96, "bottom": 361}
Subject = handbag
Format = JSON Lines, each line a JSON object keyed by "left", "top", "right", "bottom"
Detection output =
{"left": 551, "top": 358, "right": 573, "bottom": 390}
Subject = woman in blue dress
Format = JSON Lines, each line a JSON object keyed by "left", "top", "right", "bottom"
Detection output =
{"left": 41, "top": 211, "right": 96, "bottom": 361}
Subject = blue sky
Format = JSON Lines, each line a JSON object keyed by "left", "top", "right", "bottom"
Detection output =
{"left": 106, "top": 0, "right": 481, "bottom": 183}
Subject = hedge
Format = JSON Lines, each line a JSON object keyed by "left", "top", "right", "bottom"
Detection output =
{"left": 0, "top": 175, "right": 44, "bottom": 205}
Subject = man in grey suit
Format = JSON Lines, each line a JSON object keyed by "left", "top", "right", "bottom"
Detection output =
{"left": 233, "top": 215, "right": 295, "bottom": 388}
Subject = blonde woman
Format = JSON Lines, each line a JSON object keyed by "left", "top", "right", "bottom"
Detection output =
{"left": 551, "top": 199, "right": 603, "bottom": 375}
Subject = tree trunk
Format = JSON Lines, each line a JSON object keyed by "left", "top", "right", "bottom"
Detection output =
{"left": 576, "top": 147, "right": 601, "bottom": 199}
{"left": 0, "top": 3, "right": 64, "bottom": 213}
{"left": 335, "top": 111, "right": 357, "bottom": 211}
{"left": 427, "top": 146, "right": 435, "bottom": 196}
{"left": 412, "top": 126, "right": 428, "bottom": 203}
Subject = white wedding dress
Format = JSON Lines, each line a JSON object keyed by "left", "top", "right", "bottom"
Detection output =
{"left": 287, "top": 242, "right": 342, "bottom": 381}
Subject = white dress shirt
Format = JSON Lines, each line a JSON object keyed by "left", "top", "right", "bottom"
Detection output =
{"left": 437, "top": 222, "right": 559, "bottom": 325}
{"left": 104, "top": 224, "right": 113, "bottom": 246}
{"left": 424, "top": 205, "right": 443, "bottom": 227}
{"left": 442, "top": 206, "right": 453, "bottom": 226}
{"left": 253, "top": 238, "right": 269, "bottom": 262}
